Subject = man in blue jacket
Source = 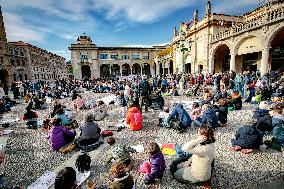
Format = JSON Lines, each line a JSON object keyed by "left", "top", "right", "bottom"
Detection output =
{"left": 193, "top": 104, "right": 219, "bottom": 128}
{"left": 167, "top": 104, "right": 192, "bottom": 131}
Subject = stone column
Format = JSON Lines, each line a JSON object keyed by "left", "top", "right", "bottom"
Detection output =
{"left": 168, "top": 67, "right": 170, "bottom": 74}
{"left": 130, "top": 66, "right": 133, "bottom": 75}
{"left": 260, "top": 47, "right": 270, "bottom": 76}
{"left": 156, "top": 63, "right": 159, "bottom": 76}
{"left": 140, "top": 64, "right": 143, "bottom": 76}
{"left": 208, "top": 58, "right": 214, "bottom": 74}
{"left": 230, "top": 53, "right": 236, "bottom": 72}
{"left": 120, "top": 65, "right": 122, "bottom": 76}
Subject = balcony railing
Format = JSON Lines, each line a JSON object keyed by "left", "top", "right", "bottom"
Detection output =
{"left": 211, "top": 2, "right": 284, "bottom": 43}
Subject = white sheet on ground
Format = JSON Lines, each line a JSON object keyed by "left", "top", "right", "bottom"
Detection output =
{"left": 130, "top": 145, "right": 144, "bottom": 153}
{"left": 27, "top": 171, "right": 56, "bottom": 189}
{"left": 96, "top": 95, "right": 116, "bottom": 105}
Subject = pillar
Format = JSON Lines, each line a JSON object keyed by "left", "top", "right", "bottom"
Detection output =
{"left": 120, "top": 65, "right": 122, "bottom": 76}
{"left": 168, "top": 67, "right": 170, "bottom": 74}
{"left": 208, "top": 57, "right": 214, "bottom": 74}
{"left": 156, "top": 63, "right": 159, "bottom": 76}
{"left": 260, "top": 47, "right": 270, "bottom": 76}
{"left": 140, "top": 65, "right": 143, "bottom": 76}
{"left": 130, "top": 66, "right": 133, "bottom": 75}
{"left": 230, "top": 53, "right": 236, "bottom": 72}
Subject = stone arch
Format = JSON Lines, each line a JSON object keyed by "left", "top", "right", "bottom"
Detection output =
{"left": 265, "top": 21, "right": 284, "bottom": 48}
{"left": 132, "top": 63, "right": 141, "bottom": 75}
{"left": 211, "top": 43, "right": 231, "bottom": 73}
{"left": 122, "top": 64, "right": 130, "bottom": 76}
{"left": 232, "top": 33, "right": 264, "bottom": 55}
{"left": 100, "top": 64, "right": 109, "bottom": 77}
{"left": 0, "top": 69, "right": 9, "bottom": 84}
{"left": 81, "top": 65, "right": 91, "bottom": 79}
{"left": 142, "top": 63, "right": 151, "bottom": 76}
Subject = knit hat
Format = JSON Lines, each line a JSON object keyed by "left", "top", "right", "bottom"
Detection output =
{"left": 142, "top": 75, "right": 147, "bottom": 80}
{"left": 85, "top": 113, "right": 94, "bottom": 122}
{"left": 259, "top": 101, "right": 270, "bottom": 110}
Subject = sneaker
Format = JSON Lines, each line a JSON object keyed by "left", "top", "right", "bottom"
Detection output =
{"left": 241, "top": 149, "right": 253, "bottom": 154}
{"left": 229, "top": 146, "right": 241, "bottom": 151}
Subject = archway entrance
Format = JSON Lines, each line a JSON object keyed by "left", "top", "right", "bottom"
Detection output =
{"left": 0, "top": 69, "right": 8, "bottom": 85}
{"left": 214, "top": 44, "right": 230, "bottom": 73}
{"left": 81, "top": 65, "right": 91, "bottom": 79}
{"left": 159, "top": 64, "right": 163, "bottom": 75}
{"left": 112, "top": 64, "right": 120, "bottom": 76}
{"left": 270, "top": 27, "right": 284, "bottom": 71}
{"left": 169, "top": 60, "right": 174, "bottom": 74}
{"left": 132, "top": 63, "right": 141, "bottom": 75}
{"left": 122, "top": 64, "right": 130, "bottom": 76}
{"left": 142, "top": 63, "right": 151, "bottom": 76}
{"left": 100, "top": 64, "right": 110, "bottom": 77}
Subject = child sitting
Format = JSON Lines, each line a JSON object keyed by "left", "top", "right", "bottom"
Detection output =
{"left": 193, "top": 104, "right": 219, "bottom": 129}
{"left": 106, "top": 137, "right": 136, "bottom": 172}
{"left": 229, "top": 91, "right": 242, "bottom": 110}
{"left": 48, "top": 118, "right": 76, "bottom": 151}
{"left": 158, "top": 107, "right": 170, "bottom": 128}
{"left": 190, "top": 102, "right": 202, "bottom": 121}
{"left": 216, "top": 98, "right": 228, "bottom": 127}
{"left": 271, "top": 104, "right": 284, "bottom": 146}
{"left": 140, "top": 141, "right": 166, "bottom": 185}
{"left": 230, "top": 119, "right": 262, "bottom": 154}
{"left": 55, "top": 167, "right": 77, "bottom": 189}
{"left": 109, "top": 161, "right": 135, "bottom": 189}
{"left": 125, "top": 104, "right": 143, "bottom": 131}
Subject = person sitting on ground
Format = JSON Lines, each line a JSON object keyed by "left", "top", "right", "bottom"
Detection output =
{"left": 271, "top": 104, "right": 284, "bottom": 146}
{"left": 230, "top": 119, "right": 262, "bottom": 153}
{"left": 23, "top": 106, "right": 38, "bottom": 129}
{"left": 75, "top": 95, "right": 86, "bottom": 111}
{"left": 193, "top": 104, "right": 219, "bottom": 129}
{"left": 201, "top": 89, "right": 212, "bottom": 104}
{"left": 229, "top": 91, "right": 242, "bottom": 110}
{"left": 109, "top": 160, "right": 134, "bottom": 189}
{"left": 51, "top": 99, "right": 63, "bottom": 118}
{"left": 77, "top": 114, "right": 101, "bottom": 147}
{"left": 190, "top": 102, "right": 202, "bottom": 121}
{"left": 253, "top": 101, "right": 273, "bottom": 133}
{"left": 140, "top": 141, "right": 166, "bottom": 185}
{"left": 167, "top": 103, "right": 192, "bottom": 131}
{"left": 106, "top": 137, "right": 136, "bottom": 171}
{"left": 48, "top": 118, "right": 76, "bottom": 151}
{"left": 54, "top": 167, "right": 77, "bottom": 189}
{"left": 216, "top": 98, "right": 228, "bottom": 127}
{"left": 94, "top": 101, "right": 108, "bottom": 121}
{"left": 55, "top": 108, "right": 69, "bottom": 126}
{"left": 158, "top": 106, "right": 170, "bottom": 128}
{"left": 125, "top": 104, "right": 143, "bottom": 131}
{"left": 171, "top": 125, "right": 215, "bottom": 184}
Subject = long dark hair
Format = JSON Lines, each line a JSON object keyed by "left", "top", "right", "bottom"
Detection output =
{"left": 199, "top": 124, "right": 216, "bottom": 145}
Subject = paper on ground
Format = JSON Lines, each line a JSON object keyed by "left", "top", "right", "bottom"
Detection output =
{"left": 131, "top": 145, "right": 144, "bottom": 153}
{"left": 27, "top": 171, "right": 56, "bottom": 189}
{"left": 76, "top": 171, "right": 90, "bottom": 187}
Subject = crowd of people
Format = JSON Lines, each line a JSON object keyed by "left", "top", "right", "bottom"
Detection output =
{"left": 0, "top": 69, "right": 283, "bottom": 188}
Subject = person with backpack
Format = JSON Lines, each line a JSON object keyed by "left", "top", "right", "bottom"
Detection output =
{"left": 125, "top": 104, "right": 143, "bottom": 131}
{"left": 138, "top": 75, "right": 151, "bottom": 112}
{"left": 167, "top": 103, "right": 192, "bottom": 132}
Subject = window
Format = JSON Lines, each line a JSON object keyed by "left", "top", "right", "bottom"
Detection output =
{"left": 11, "top": 59, "right": 14, "bottom": 66}
{"left": 15, "top": 50, "right": 19, "bottom": 55}
{"left": 132, "top": 53, "right": 140, "bottom": 59}
{"left": 99, "top": 53, "right": 108, "bottom": 59}
{"left": 34, "top": 74, "right": 37, "bottom": 79}
{"left": 9, "top": 49, "right": 13, "bottom": 55}
{"left": 111, "top": 53, "right": 118, "bottom": 59}
{"left": 122, "top": 54, "right": 129, "bottom": 59}
{"left": 20, "top": 51, "right": 24, "bottom": 56}
{"left": 143, "top": 52, "right": 149, "bottom": 59}
{"left": 22, "top": 60, "right": 25, "bottom": 66}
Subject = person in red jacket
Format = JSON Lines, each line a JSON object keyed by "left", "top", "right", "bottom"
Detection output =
{"left": 125, "top": 104, "right": 143, "bottom": 131}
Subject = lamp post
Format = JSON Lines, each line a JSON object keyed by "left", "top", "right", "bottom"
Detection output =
{"left": 179, "top": 31, "right": 188, "bottom": 74}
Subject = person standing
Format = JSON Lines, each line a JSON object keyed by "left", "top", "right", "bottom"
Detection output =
{"left": 138, "top": 75, "right": 151, "bottom": 112}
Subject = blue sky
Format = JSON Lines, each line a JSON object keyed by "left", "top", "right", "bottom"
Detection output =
{"left": 0, "top": 0, "right": 261, "bottom": 60}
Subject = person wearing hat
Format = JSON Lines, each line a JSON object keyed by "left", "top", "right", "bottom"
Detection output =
{"left": 138, "top": 75, "right": 151, "bottom": 112}
{"left": 77, "top": 113, "right": 101, "bottom": 146}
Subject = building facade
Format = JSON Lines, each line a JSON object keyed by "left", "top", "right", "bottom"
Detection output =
{"left": 163, "top": 0, "right": 284, "bottom": 76}
{"left": 0, "top": 6, "right": 12, "bottom": 85}
{"left": 7, "top": 41, "right": 67, "bottom": 81}
{"left": 69, "top": 35, "right": 166, "bottom": 80}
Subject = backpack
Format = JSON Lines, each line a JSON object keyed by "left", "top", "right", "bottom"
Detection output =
{"left": 76, "top": 153, "right": 91, "bottom": 173}
{"left": 253, "top": 110, "right": 273, "bottom": 132}
{"left": 133, "top": 112, "right": 142, "bottom": 126}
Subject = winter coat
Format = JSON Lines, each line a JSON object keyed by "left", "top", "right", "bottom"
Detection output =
{"left": 230, "top": 95, "right": 242, "bottom": 110}
{"left": 110, "top": 173, "right": 134, "bottom": 189}
{"left": 79, "top": 121, "right": 101, "bottom": 141}
{"left": 55, "top": 113, "right": 69, "bottom": 126}
{"left": 231, "top": 125, "right": 262, "bottom": 149}
{"left": 216, "top": 105, "right": 228, "bottom": 124}
{"left": 144, "top": 151, "right": 166, "bottom": 182}
{"left": 94, "top": 104, "right": 107, "bottom": 121}
{"left": 181, "top": 138, "right": 215, "bottom": 182}
{"left": 272, "top": 115, "right": 284, "bottom": 144}
{"left": 108, "top": 144, "right": 135, "bottom": 163}
{"left": 139, "top": 79, "right": 151, "bottom": 97}
{"left": 125, "top": 107, "right": 143, "bottom": 131}
{"left": 201, "top": 108, "right": 219, "bottom": 128}
{"left": 167, "top": 104, "right": 192, "bottom": 127}
{"left": 48, "top": 126, "right": 76, "bottom": 151}
{"left": 117, "top": 96, "right": 127, "bottom": 107}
